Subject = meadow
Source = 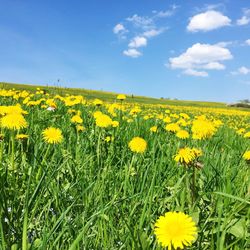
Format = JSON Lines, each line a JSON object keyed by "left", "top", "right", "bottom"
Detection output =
{"left": 0, "top": 84, "right": 249, "bottom": 249}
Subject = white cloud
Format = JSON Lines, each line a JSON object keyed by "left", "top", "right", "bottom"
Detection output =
{"left": 117, "top": 6, "right": 177, "bottom": 57}
{"left": 215, "top": 41, "right": 233, "bottom": 48}
{"left": 237, "top": 8, "right": 250, "bottom": 26}
{"left": 113, "top": 23, "right": 125, "bottom": 34}
{"left": 169, "top": 43, "right": 232, "bottom": 69}
{"left": 126, "top": 14, "right": 154, "bottom": 30}
{"left": 154, "top": 10, "right": 173, "bottom": 18}
{"left": 239, "top": 66, "right": 250, "bottom": 75}
{"left": 202, "top": 62, "right": 225, "bottom": 70}
{"left": 183, "top": 69, "right": 208, "bottom": 77}
{"left": 152, "top": 5, "right": 178, "bottom": 18}
{"left": 237, "top": 16, "right": 250, "bottom": 25}
{"left": 123, "top": 49, "right": 142, "bottom": 58}
{"left": 169, "top": 43, "right": 232, "bottom": 77}
{"left": 231, "top": 66, "right": 250, "bottom": 75}
{"left": 187, "top": 10, "right": 231, "bottom": 32}
{"left": 128, "top": 36, "right": 147, "bottom": 48}
{"left": 143, "top": 29, "right": 164, "bottom": 38}
{"left": 246, "top": 39, "right": 250, "bottom": 46}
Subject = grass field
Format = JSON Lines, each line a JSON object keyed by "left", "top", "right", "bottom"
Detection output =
{"left": 0, "top": 83, "right": 249, "bottom": 249}
{"left": 0, "top": 82, "right": 227, "bottom": 108}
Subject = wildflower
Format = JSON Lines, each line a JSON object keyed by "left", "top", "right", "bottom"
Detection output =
{"left": 42, "top": 127, "right": 63, "bottom": 144}
{"left": 176, "top": 130, "right": 189, "bottom": 139}
{"left": 93, "top": 99, "right": 103, "bottom": 106}
{"left": 192, "top": 119, "right": 216, "bottom": 140}
{"left": 165, "top": 123, "right": 180, "bottom": 132}
{"left": 47, "top": 106, "right": 56, "bottom": 111}
{"left": 244, "top": 132, "right": 250, "bottom": 138}
{"left": 93, "top": 111, "right": 103, "bottom": 119}
{"left": 180, "top": 113, "right": 190, "bottom": 120}
{"left": 95, "top": 114, "right": 113, "bottom": 128}
{"left": 1, "top": 113, "right": 28, "bottom": 130}
{"left": 154, "top": 211, "right": 197, "bottom": 249}
{"left": 76, "top": 125, "right": 85, "bottom": 132}
{"left": 104, "top": 136, "right": 113, "bottom": 142}
{"left": 117, "top": 94, "right": 126, "bottom": 101}
{"left": 236, "top": 128, "right": 245, "bottom": 135}
{"left": 243, "top": 151, "right": 250, "bottom": 161}
{"left": 71, "top": 115, "right": 83, "bottom": 124}
{"left": 192, "top": 148, "right": 203, "bottom": 157}
{"left": 174, "top": 147, "right": 202, "bottom": 165}
{"left": 163, "top": 117, "right": 171, "bottom": 123}
{"left": 16, "top": 134, "right": 29, "bottom": 140}
{"left": 150, "top": 126, "right": 158, "bottom": 133}
{"left": 112, "top": 120, "right": 119, "bottom": 127}
{"left": 128, "top": 137, "right": 147, "bottom": 153}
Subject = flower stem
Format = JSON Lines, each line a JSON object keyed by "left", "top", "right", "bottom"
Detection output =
{"left": 11, "top": 131, "right": 15, "bottom": 170}
{"left": 191, "top": 166, "right": 197, "bottom": 204}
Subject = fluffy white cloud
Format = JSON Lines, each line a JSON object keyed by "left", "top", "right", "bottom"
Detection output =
{"left": 169, "top": 43, "right": 232, "bottom": 69}
{"left": 237, "top": 8, "right": 250, "bottom": 26}
{"left": 128, "top": 36, "right": 147, "bottom": 48}
{"left": 187, "top": 10, "right": 231, "bottom": 32}
{"left": 169, "top": 43, "right": 232, "bottom": 77}
{"left": 246, "top": 39, "right": 250, "bottom": 46}
{"left": 183, "top": 69, "right": 208, "bottom": 77}
{"left": 113, "top": 23, "right": 125, "bottom": 34}
{"left": 239, "top": 66, "right": 250, "bottom": 74}
{"left": 237, "top": 16, "right": 250, "bottom": 25}
{"left": 123, "top": 49, "right": 142, "bottom": 58}
{"left": 202, "top": 62, "right": 225, "bottom": 70}
{"left": 231, "top": 66, "right": 250, "bottom": 75}
{"left": 143, "top": 29, "right": 164, "bottom": 38}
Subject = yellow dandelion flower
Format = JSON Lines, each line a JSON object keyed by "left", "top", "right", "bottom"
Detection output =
{"left": 42, "top": 127, "right": 63, "bottom": 144}
{"left": 1, "top": 113, "right": 28, "bottom": 130}
{"left": 243, "top": 151, "right": 250, "bottom": 161}
{"left": 192, "top": 148, "right": 203, "bottom": 157}
{"left": 76, "top": 125, "right": 85, "bottom": 132}
{"left": 93, "top": 99, "right": 103, "bottom": 106}
{"left": 244, "top": 132, "right": 250, "bottom": 138}
{"left": 166, "top": 123, "right": 180, "bottom": 132}
{"left": 117, "top": 94, "right": 126, "bottom": 100}
{"left": 150, "top": 126, "right": 158, "bottom": 133}
{"left": 154, "top": 211, "right": 197, "bottom": 249}
{"left": 174, "top": 147, "right": 202, "bottom": 165}
{"left": 128, "top": 137, "right": 147, "bottom": 153}
{"left": 174, "top": 148, "right": 195, "bottom": 165}
{"left": 95, "top": 114, "right": 113, "bottom": 128}
{"left": 176, "top": 130, "right": 189, "bottom": 139}
{"left": 163, "top": 117, "right": 171, "bottom": 123}
{"left": 104, "top": 136, "right": 113, "bottom": 142}
{"left": 68, "top": 109, "right": 77, "bottom": 114}
{"left": 112, "top": 120, "right": 119, "bottom": 127}
{"left": 71, "top": 115, "right": 83, "bottom": 124}
{"left": 93, "top": 111, "right": 103, "bottom": 119}
{"left": 16, "top": 134, "right": 29, "bottom": 140}
{"left": 192, "top": 119, "right": 216, "bottom": 140}
{"left": 236, "top": 128, "right": 245, "bottom": 135}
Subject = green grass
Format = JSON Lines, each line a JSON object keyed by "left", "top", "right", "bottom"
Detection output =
{"left": 0, "top": 86, "right": 249, "bottom": 249}
{"left": 0, "top": 94, "right": 250, "bottom": 249}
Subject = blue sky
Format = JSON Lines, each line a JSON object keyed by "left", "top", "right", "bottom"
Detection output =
{"left": 0, "top": 0, "right": 250, "bottom": 102}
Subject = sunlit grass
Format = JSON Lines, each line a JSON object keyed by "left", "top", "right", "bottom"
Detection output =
{"left": 0, "top": 86, "right": 249, "bottom": 249}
